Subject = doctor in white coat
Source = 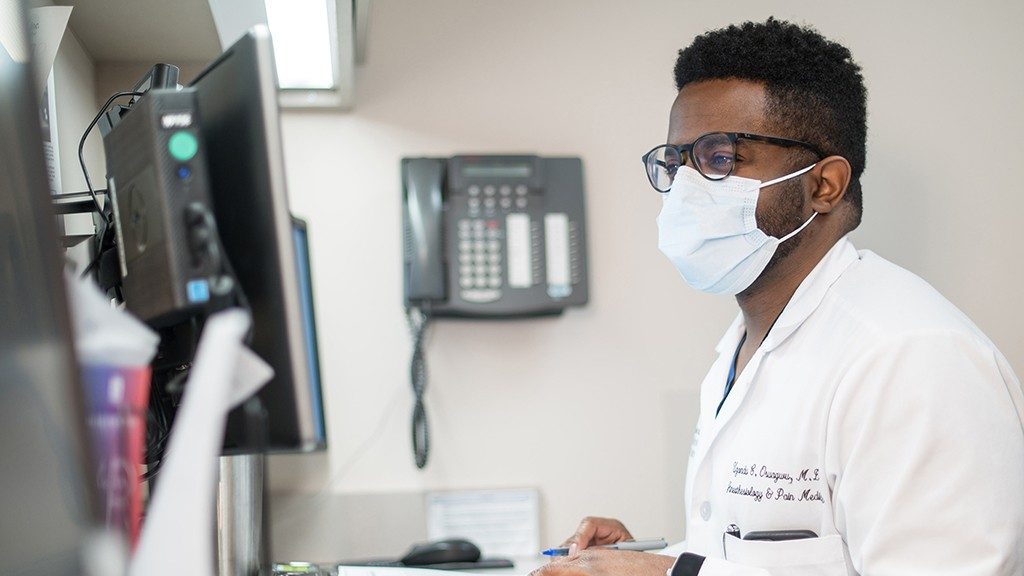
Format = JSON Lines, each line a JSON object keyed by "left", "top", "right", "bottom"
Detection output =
{"left": 533, "top": 18, "right": 1024, "bottom": 576}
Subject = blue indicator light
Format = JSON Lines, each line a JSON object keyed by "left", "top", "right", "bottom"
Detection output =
{"left": 186, "top": 279, "right": 210, "bottom": 303}
{"left": 177, "top": 165, "right": 192, "bottom": 180}
{"left": 547, "top": 284, "right": 572, "bottom": 299}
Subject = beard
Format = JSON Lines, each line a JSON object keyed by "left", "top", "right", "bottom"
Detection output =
{"left": 738, "top": 177, "right": 809, "bottom": 297}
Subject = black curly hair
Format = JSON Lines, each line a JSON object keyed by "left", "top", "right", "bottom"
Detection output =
{"left": 674, "top": 18, "right": 867, "bottom": 228}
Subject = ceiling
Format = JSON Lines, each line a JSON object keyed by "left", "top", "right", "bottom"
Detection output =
{"left": 55, "top": 0, "right": 222, "bottom": 63}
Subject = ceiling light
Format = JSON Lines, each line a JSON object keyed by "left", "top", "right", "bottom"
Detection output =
{"left": 264, "top": 0, "right": 336, "bottom": 90}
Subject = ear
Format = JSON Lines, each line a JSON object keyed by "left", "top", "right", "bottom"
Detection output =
{"left": 808, "top": 155, "right": 852, "bottom": 214}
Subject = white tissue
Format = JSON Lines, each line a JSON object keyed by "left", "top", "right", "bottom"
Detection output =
{"left": 65, "top": 272, "right": 159, "bottom": 367}
{"left": 129, "top": 309, "right": 273, "bottom": 576}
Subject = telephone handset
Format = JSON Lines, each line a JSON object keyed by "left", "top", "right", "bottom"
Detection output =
{"left": 402, "top": 155, "right": 589, "bottom": 318}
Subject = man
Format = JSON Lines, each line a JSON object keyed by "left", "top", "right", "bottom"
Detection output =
{"left": 534, "top": 18, "right": 1024, "bottom": 576}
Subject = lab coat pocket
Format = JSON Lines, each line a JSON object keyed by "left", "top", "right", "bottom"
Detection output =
{"left": 723, "top": 534, "right": 848, "bottom": 576}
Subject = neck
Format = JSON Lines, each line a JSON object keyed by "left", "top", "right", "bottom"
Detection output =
{"left": 736, "top": 232, "right": 841, "bottom": 344}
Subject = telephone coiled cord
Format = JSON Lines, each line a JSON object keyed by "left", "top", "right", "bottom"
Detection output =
{"left": 407, "top": 307, "right": 431, "bottom": 469}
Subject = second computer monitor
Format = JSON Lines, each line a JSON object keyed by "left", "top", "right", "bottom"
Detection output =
{"left": 190, "top": 26, "right": 325, "bottom": 453}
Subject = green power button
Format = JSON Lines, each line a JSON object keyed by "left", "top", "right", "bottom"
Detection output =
{"left": 168, "top": 131, "right": 198, "bottom": 161}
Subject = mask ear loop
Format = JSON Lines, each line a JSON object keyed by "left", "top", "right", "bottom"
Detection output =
{"left": 762, "top": 162, "right": 819, "bottom": 243}
{"left": 779, "top": 211, "right": 818, "bottom": 242}
{"left": 759, "top": 162, "right": 817, "bottom": 189}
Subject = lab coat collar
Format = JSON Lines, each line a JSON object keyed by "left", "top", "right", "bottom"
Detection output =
{"left": 713, "top": 236, "right": 859, "bottom": 356}
{"left": 714, "top": 314, "right": 746, "bottom": 355}
{"left": 761, "top": 236, "right": 859, "bottom": 353}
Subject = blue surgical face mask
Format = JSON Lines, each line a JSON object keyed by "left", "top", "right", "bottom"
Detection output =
{"left": 656, "top": 164, "right": 817, "bottom": 295}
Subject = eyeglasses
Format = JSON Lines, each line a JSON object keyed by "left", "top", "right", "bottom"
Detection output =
{"left": 641, "top": 132, "right": 823, "bottom": 192}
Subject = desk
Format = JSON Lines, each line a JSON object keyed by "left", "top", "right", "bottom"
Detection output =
{"left": 478, "top": 556, "right": 546, "bottom": 575}
{"left": 332, "top": 558, "right": 547, "bottom": 576}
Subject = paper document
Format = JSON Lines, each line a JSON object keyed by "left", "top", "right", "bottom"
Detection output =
{"left": 27, "top": 6, "right": 72, "bottom": 93}
{"left": 336, "top": 566, "right": 517, "bottom": 576}
{"left": 41, "top": 70, "right": 62, "bottom": 195}
{"left": 426, "top": 488, "right": 540, "bottom": 558}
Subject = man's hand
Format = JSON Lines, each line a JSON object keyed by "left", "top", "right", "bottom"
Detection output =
{"left": 531, "top": 549, "right": 674, "bottom": 576}
{"left": 561, "top": 517, "right": 633, "bottom": 555}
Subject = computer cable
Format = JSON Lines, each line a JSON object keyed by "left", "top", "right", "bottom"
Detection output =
{"left": 77, "top": 91, "right": 143, "bottom": 225}
{"left": 407, "top": 306, "right": 432, "bottom": 469}
{"left": 142, "top": 365, "right": 187, "bottom": 482}
{"left": 79, "top": 250, "right": 102, "bottom": 279}
{"left": 79, "top": 206, "right": 114, "bottom": 279}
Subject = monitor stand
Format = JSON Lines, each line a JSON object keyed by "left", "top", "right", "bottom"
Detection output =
{"left": 217, "top": 453, "right": 269, "bottom": 576}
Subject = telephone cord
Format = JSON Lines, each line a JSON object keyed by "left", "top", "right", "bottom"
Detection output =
{"left": 408, "top": 307, "right": 431, "bottom": 469}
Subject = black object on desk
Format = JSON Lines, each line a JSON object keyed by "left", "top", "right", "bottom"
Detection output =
{"left": 403, "top": 538, "right": 481, "bottom": 565}
{"left": 402, "top": 559, "right": 515, "bottom": 571}
{"left": 341, "top": 538, "right": 515, "bottom": 571}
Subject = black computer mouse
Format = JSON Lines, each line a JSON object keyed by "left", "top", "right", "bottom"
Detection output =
{"left": 401, "top": 538, "right": 482, "bottom": 566}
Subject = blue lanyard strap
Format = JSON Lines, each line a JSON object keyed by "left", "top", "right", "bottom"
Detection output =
{"left": 716, "top": 332, "right": 747, "bottom": 417}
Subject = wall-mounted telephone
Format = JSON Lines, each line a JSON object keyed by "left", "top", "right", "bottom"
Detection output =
{"left": 400, "top": 155, "right": 590, "bottom": 469}
{"left": 402, "top": 155, "right": 589, "bottom": 318}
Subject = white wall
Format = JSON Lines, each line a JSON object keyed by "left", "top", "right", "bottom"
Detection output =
{"left": 48, "top": 14, "right": 103, "bottom": 266}
{"left": 264, "top": 0, "right": 1024, "bottom": 559}
{"left": 53, "top": 30, "right": 99, "bottom": 195}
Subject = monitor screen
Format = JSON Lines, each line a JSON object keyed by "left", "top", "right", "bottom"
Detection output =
{"left": 0, "top": 2, "right": 99, "bottom": 572}
{"left": 190, "top": 26, "right": 323, "bottom": 453}
{"left": 292, "top": 217, "right": 326, "bottom": 449}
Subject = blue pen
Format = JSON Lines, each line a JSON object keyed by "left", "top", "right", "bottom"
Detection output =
{"left": 542, "top": 538, "right": 667, "bottom": 556}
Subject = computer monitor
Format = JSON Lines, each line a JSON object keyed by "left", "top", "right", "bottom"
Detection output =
{"left": 292, "top": 216, "right": 326, "bottom": 449}
{"left": 190, "top": 26, "right": 325, "bottom": 453}
{"left": 0, "top": 2, "right": 100, "bottom": 573}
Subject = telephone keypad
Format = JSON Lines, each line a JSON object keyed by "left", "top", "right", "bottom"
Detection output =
{"left": 464, "top": 184, "right": 530, "bottom": 218}
{"left": 457, "top": 218, "right": 504, "bottom": 297}
{"left": 456, "top": 182, "right": 534, "bottom": 301}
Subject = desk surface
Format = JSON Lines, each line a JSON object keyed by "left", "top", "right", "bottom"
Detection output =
{"left": 480, "top": 556, "right": 546, "bottom": 574}
{"left": 332, "top": 558, "right": 547, "bottom": 576}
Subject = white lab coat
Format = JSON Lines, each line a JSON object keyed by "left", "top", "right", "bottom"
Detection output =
{"left": 679, "top": 237, "right": 1024, "bottom": 575}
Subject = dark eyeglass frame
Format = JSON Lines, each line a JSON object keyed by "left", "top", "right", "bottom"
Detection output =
{"left": 641, "top": 132, "right": 824, "bottom": 192}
